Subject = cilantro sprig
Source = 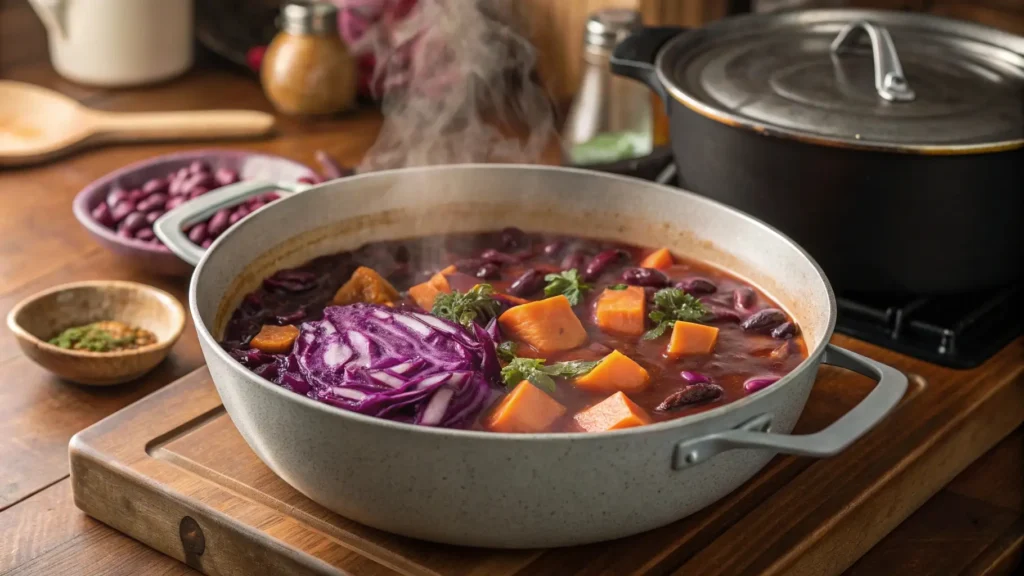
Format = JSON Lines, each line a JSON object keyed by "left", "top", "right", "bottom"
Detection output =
{"left": 431, "top": 284, "right": 501, "bottom": 329}
{"left": 500, "top": 357, "right": 600, "bottom": 393}
{"left": 643, "top": 287, "right": 708, "bottom": 340}
{"left": 543, "top": 269, "right": 591, "bottom": 306}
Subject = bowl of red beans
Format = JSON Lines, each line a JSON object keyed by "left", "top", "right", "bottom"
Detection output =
{"left": 72, "top": 149, "right": 318, "bottom": 276}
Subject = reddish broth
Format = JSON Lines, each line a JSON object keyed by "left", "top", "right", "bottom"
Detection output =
{"left": 222, "top": 231, "right": 807, "bottom": 432}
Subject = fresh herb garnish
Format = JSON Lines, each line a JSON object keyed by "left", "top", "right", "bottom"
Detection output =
{"left": 48, "top": 321, "right": 153, "bottom": 352}
{"left": 497, "top": 340, "right": 518, "bottom": 362}
{"left": 643, "top": 288, "right": 708, "bottom": 340}
{"left": 543, "top": 269, "right": 591, "bottom": 306}
{"left": 431, "top": 284, "right": 501, "bottom": 329}
{"left": 500, "top": 357, "right": 600, "bottom": 393}
{"left": 609, "top": 284, "right": 629, "bottom": 290}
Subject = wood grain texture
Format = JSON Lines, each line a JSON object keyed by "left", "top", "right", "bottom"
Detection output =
{"left": 68, "top": 338, "right": 1024, "bottom": 576}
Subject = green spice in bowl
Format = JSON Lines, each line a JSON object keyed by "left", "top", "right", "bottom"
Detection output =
{"left": 7, "top": 281, "right": 185, "bottom": 385}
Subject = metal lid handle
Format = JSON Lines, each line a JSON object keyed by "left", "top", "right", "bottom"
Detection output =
{"left": 830, "top": 20, "right": 916, "bottom": 103}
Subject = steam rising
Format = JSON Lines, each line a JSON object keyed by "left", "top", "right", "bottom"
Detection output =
{"left": 351, "top": 0, "right": 556, "bottom": 171}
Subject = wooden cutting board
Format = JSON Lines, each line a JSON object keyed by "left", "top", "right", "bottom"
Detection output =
{"left": 69, "top": 336, "right": 1024, "bottom": 576}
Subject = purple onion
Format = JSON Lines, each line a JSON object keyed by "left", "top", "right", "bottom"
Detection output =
{"left": 743, "top": 376, "right": 781, "bottom": 393}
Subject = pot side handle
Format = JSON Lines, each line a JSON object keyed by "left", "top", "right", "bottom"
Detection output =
{"left": 610, "top": 27, "right": 685, "bottom": 112}
{"left": 153, "top": 180, "right": 309, "bottom": 267}
{"left": 672, "top": 344, "right": 907, "bottom": 470}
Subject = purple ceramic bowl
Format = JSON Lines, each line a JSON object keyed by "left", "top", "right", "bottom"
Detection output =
{"left": 72, "top": 149, "right": 316, "bottom": 276}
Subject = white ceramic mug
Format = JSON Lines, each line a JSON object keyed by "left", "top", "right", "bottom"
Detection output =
{"left": 29, "top": 0, "right": 194, "bottom": 87}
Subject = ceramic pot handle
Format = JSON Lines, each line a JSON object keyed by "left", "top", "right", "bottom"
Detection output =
{"left": 672, "top": 344, "right": 907, "bottom": 470}
{"left": 153, "top": 180, "right": 309, "bottom": 267}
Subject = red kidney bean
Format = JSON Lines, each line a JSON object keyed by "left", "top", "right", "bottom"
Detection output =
{"left": 127, "top": 188, "right": 147, "bottom": 203}
{"left": 621, "top": 267, "right": 670, "bottom": 288}
{"left": 771, "top": 321, "right": 798, "bottom": 339}
{"left": 480, "top": 249, "right": 518, "bottom": 265}
{"left": 583, "top": 249, "right": 629, "bottom": 281}
{"left": 142, "top": 178, "right": 168, "bottom": 195}
{"left": 135, "top": 227, "right": 155, "bottom": 241}
{"left": 188, "top": 186, "right": 211, "bottom": 200}
{"left": 262, "top": 192, "right": 280, "bottom": 202}
{"left": 275, "top": 308, "right": 307, "bottom": 325}
{"left": 500, "top": 227, "right": 528, "bottom": 251}
{"left": 106, "top": 188, "right": 129, "bottom": 207}
{"left": 110, "top": 200, "right": 136, "bottom": 223}
{"left": 116, "top": 226, "right": 134, "bottom": 239}
{"left": 542, "top": 241, "right": 564, "bottom": 257}
{"left": 188, "top": 160, "right": 209, "bottom": 174}
{"left": 91, "top": 203, "right": 115, "bottom": 227}
{"left": 676, "top": 277, "right": 717, "bottom": 294}
{"left": 207, "top": 208, "right": 231, "bottom": 238}
{"left": 214, "top": 168, "right": 240, "bottom": 186}
{"left": 228, "top": 205, "right": 250, "bottom": 225}
{"left": 393, "top": 245, "right": 411, "bottom": 264}
{"left": 740, "top": 308, "right": 787, "bottom": 332}
{"left": 743, "top": 376, "right": 780, "bottom": 393}
{"left": 560, "top": 250, "right": 586, "bottom": 271}
{"left": 165, "top": 196, "right": 186, "bottom": 211}
{"left": 118, "top": 212, "right": 143, "bottom": 233}
{"left": 184, "top": 173, "right": 217, "bottom": 194}
{"left": 657, "top": 383, "right": 724, "bottom": 411}
{"left": 733, "top": 287, "right": 756, "bottom": 310}
{"left": 507, "top": 269, "right": 544, "bottom": 297}
{"left": 144, "top": 210, "right": 164, "bottom": 224}
{"left": 680, "top": 371, "right": 710, "bottom": 384}
{"left": 187, "top": 222, "right": 209, "bottom": 244}
{"left": 475, "top": 263, "right": 501, "bottom": 279}
{"left": 136, "top": 192, "right": 167, "bottom": 212}
{"left": 248, "top": 199, "right": 266, "bottom": 212}
{"left": 201, "top": 239, "right": 213, "bottom": 248}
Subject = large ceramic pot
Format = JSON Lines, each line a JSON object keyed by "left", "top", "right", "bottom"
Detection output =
{"left": 154, "top": 165, "right": 907, "bottom": 548}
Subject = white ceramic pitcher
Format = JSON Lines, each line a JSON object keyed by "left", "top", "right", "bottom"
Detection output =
{"left": 28, "top": 0, "right": 194, "bottom": 87}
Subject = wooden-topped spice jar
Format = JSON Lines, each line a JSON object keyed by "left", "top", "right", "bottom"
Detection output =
{"left": 261, "top": 1, "right": 356, "bottom": 116}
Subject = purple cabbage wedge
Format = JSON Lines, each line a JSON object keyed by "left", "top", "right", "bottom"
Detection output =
{"left": 249, "top": 303, "right": 502, "bottom": 428}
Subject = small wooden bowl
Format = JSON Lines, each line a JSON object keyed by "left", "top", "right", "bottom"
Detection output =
{"left": 6, "top": 281, "right": 186, "bottom": 386}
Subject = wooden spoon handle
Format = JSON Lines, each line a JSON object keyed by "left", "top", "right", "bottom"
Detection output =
{"left": 91, "top": 110, "right": 275, "bottom": 142}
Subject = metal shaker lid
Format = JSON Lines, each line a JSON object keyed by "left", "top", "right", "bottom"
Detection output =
{"left": 280, "top": 1, "right": 339, "bottom": 36}
{"left": 586, "top": 10, "right": 643, "bottom": 49}
{"left": 656, "top": 9, "right": 1024, "bottom": 152}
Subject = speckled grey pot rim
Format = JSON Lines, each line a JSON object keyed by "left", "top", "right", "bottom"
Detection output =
{"left": 71, "top": 148, "right": 315, "bottom": 257}
{"left": 190, "top": 163, "right": 839, "bottom": 442}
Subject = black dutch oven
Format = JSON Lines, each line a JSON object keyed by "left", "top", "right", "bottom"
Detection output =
{"left": 611, "top": 9, "right": 1023, "bottom": 294}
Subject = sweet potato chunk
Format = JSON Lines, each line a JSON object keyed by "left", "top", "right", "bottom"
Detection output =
{"left": 333, "top": 266, "right": 399, "bottom": 306}
{"left": 595, "top": 286, "right": 645, "bottom": 336}
{"left": 498, "top": 295, "right": 588, "bottom": 355}
{"left": 249, "top": 324, "right": 300, "bottom": 354}
{"left": 666, "top": 321, "right": 719, "bottom": 357}
{"left": 574, "top": 391, "right": 652, "bottom": 432}
{"left": 639, "top": 247, "right": 673, "bottom": 270}
{"left": 408, "top": 270, "right": 453, "bottom": 310}
{"left": 486, "top": 381, "right": 566, "bottom": 433}
{"left": 573, "top": 349, "right": 650, "bottom": 394}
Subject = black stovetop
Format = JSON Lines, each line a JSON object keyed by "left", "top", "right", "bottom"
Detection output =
{"left": 578, "top": 149, "right": 1023, "bottom": 369}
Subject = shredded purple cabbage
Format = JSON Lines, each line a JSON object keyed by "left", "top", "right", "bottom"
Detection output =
{"left": 234, "top": 303, "right": 501, "bottom": 427}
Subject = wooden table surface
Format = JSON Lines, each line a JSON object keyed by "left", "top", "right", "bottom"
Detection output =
{"left": 1, "top": 1, "right": 1021, "bottom": 574}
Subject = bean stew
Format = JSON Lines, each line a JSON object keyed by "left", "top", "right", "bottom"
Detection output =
{"left": 222, "top": 229, "right": 806, "bottom": 433}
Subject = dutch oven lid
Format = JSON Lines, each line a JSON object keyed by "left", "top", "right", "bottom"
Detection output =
{"left": 656, "top": 9, "right": 1024, "bottom": 152}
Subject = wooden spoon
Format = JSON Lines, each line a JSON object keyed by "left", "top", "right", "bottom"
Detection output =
{"left": 0, "top": 81, "right": 276, "bottom": 166}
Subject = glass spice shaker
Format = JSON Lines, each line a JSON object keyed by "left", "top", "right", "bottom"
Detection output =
{"left": 261, "top": 1, "right": 357, "bottom": 116}
{"left": 562, "top": 10, "right": 653, "bottom": 165}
